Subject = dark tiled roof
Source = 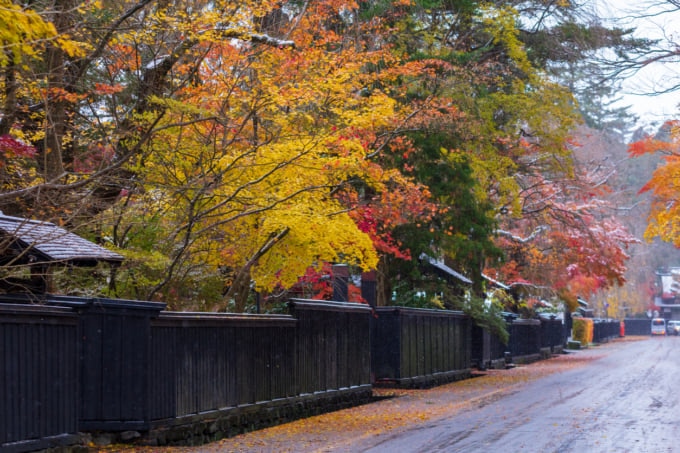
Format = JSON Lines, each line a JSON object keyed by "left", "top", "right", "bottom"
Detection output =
{"left": 0, "top": 213, "right": 123, "bottom": 265}
{"left": 482, "top": 273, "right": 510, "bottom": 290}
{"left": 419, "top": 253, "right": 472, "bottom": 284}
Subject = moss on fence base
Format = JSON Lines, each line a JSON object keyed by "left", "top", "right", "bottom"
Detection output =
{"left": 567, "top": 340, "right": 581, "bottom": 350}
{"left": 373, "top": 368, "right": 472, "bottom": 389}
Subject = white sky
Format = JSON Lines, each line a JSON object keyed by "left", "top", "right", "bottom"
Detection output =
{"left": 599, "top": 0, "right": 680, "bottom": 130}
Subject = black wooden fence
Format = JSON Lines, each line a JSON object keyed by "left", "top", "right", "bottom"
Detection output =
{"left": 592, "top": 319, "right": 621, "bottom": 343}
{"left": 507, "top": 319, "right": 542, "bottom": 358}
{"left": 472, "top": 316, "right": 569, "bottom": 369}
{"left": 470, "top": 324, "right": 507, "bottom": 369}
{"left": 2, "top": 293, "right": 587, "bottom": 451}
{"left": 0, "top": 304, "right": 80, "bottom": 453}
{"left": 290, "top": 300, "right": 372, "bottom": 395}
{"left": 75, "top": 297, "right": 166, "bottom": 432}
{"left": 623, "top": 318, "right": 652, "bottom": 335}
{"left": 0, "top": 296, "right": 374, "bottom": 451}
{"left": 540, "top": 317, "right": 567, "bottom": 351}
{"left": 148, "top": 312, "right": 298, "bottom": 427}
{"left": 370, "top": 307, "right": 471, "bottom": 387}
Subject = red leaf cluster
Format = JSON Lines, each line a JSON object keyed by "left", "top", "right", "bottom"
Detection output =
{"left": 0, "top": 135, "right": 37, "bottom": 164}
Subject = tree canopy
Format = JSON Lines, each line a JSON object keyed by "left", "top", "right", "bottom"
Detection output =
{"left": 0, "top": 0, "right": 645, "bottom": 314}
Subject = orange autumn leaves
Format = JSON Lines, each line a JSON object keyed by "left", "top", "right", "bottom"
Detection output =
{"left": 631, "top": 120, "right": 680, "bottom": 247}
{"left": 0, "top": 0, "right": 644, "bottom": 308}
{"left": 102, "top": 350, "right": 613, "bottom": 453}
{"left": 94, "top": 0, "right": 432, "bottom": 302}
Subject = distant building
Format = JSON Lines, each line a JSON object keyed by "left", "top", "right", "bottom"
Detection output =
{"left": 654, "top": 268, "right": 680, "bottom": 320}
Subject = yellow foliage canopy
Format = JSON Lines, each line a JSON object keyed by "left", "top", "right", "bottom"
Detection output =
{"left": 0, "top": 1, "right": 56, "bottom": 65}
{"left": 106, "top": 2, "right": 408, "bottom": 295}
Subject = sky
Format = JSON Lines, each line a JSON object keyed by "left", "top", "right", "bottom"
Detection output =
{"left": 599, "top": 0, "right": 680, "bottom": 130}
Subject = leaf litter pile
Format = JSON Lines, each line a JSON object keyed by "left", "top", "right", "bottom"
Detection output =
{"left": 101, "top": 337, "right": 643, "bottom": 453}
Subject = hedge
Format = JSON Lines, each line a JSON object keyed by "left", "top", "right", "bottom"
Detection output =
{"left": 572, "top": 317, "right": 593, "bottom": 347}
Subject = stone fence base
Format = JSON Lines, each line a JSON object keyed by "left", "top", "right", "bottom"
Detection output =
{"left": 374, "top": 368, "right": 472, "bottom": 389}
{"left": 102, "top": 385, "right": 374, "bottom": 448}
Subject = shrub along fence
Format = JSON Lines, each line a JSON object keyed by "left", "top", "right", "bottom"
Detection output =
{"left": 571, "top": 317, "right": 592, "bottom": 346}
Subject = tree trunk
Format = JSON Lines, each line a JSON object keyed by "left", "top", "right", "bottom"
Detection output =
{"left": 227, "top": 267, "right": 252, "bottom": 312}
{"left": 376, "top": 255, "right": 391, "bottom": 307}
{"left": 210, "top": 227, "right": 291, "bottom": 312}
{"left": 41, "top": 0, "right": 79, "bottom": 180}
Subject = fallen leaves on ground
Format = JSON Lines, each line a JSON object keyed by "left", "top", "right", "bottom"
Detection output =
{"left": 100, "top": 337, "right": 645, "bottom": 453}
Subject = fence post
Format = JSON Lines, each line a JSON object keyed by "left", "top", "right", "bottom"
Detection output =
{"left": 0, "top": 304, "right": 80, "bottom": 452}
{"left": 361, "top": 271, "right": 377, "bottom": 307}
{"left": 289, "top": 299, "right": 372, "bottom": 393}
{"left": 48, "top": 296, "right": 166, "bottom": 432}
{"left": 370, "top": 306, "right": 471, "bottom": 386}
{"left": 332, "top": 264, "right": 349, "bottom": 302}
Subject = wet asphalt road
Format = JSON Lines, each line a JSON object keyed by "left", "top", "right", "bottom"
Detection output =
{"left": 355, "top": 336, "right": 679, "bottom": 453}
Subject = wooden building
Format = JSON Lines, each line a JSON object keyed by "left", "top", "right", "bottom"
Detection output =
{"left": 0, "top": 212, "right": 123, "bottom": 294}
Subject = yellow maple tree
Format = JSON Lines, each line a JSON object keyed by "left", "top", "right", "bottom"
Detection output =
{"left": 95, "top": 0, "right": 418, "bottom": 308}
